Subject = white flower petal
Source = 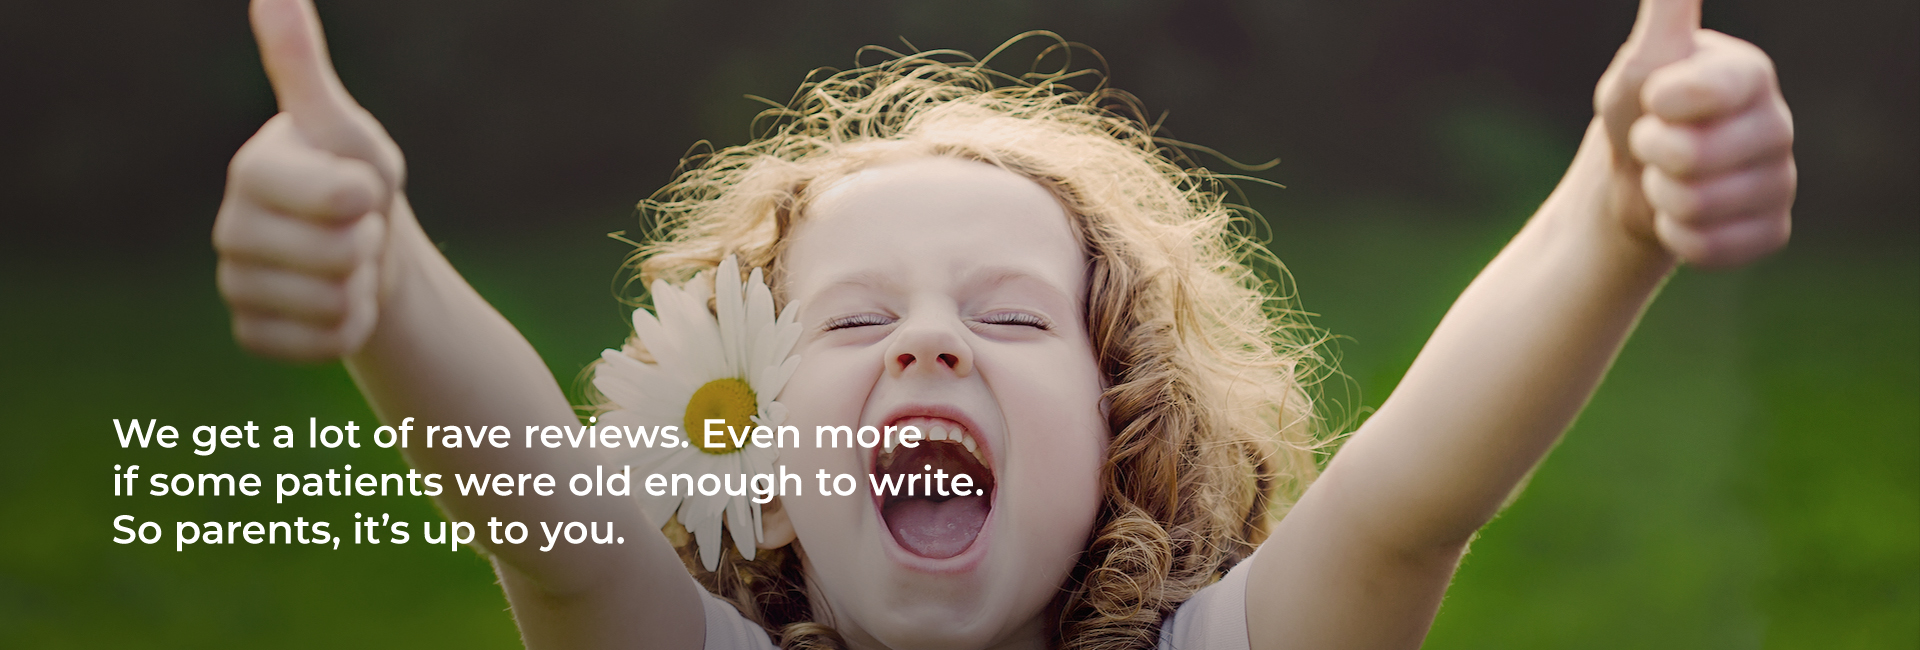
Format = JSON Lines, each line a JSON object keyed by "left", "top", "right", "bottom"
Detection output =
{"left": 760, "top": 314, "right": 803, "bottom": 384}
{"left": 743, "top": 267, "right": 775, "bottom": 363}
{"left": 594, "top": 350, "right": 693, "bottom": 413}
{"left": 598, "top": 258, "right": 806, "bottom": 570}
{"left": 749, "top": 321, "right": 777, "bottom": 375}
{"left": 600, "top": 414, "right": 697, "bottom": 474}
{"left": 715, "top": 256, "right": 746, "bottom": 377}
{"left": 771, "top": 317, "right": 802, "bottom": 360}
{"left": 621, "top": 442, "right": 694, "bottom": 476}
{"left": 753, "top": 401, "right": 789, "bottom": 429}
{"left": 776, "top": 296, "right": 801, "bottom": 328}
{"left": 689, "top": 507, "right": 725, "bottom": 572}
{"left": 631, "top": 289, "right": 701, "bottom": 380}
{"left": 727, "top": 493, "right": 757, "bottom": 562}
{"left": 595, "top": 409, "right": 646, "bottom": 428}
{"left": 597, "top": 409, "right": 674, "bottom": 447}
{"left": 756, "top": 355, "right": 803, "bottom": 409}
{"left": 666, "top": 277, "right": 730, "bottom": 382}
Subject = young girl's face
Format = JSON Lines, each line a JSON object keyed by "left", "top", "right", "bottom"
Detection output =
{"left": 773, "top": 156, "right": 1109, "bottom": 649}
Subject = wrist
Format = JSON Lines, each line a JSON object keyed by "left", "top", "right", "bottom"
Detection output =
{"left": 375, "top": 195, "right": 448, "bottom": 307}
{"left": 1536, "top": 120, "right": 1677, "bottom": 279}
{"left": 347, "top": 195, "right": 444, "bottom": 373}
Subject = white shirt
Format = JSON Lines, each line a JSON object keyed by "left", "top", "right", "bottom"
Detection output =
{"left": 698, "top": 549, "right": 1256, "bottom": 650}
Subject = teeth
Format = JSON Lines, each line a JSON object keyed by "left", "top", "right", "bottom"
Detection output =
{"left": 877, "top": 419, "right": 992, "bottom": 472}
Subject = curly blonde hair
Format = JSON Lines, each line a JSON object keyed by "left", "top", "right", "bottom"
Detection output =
{"left": 589, "top": 34, "right": 1332, "bottom": 650}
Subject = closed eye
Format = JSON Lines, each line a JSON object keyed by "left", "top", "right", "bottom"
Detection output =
{"left": 823, "top": 313, "right": 895, "bottom": 331}
{"left": 975, "top": 311, "right": 1052, "bottom": 330}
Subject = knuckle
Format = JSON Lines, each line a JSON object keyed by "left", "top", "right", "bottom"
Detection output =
{"left": 1763, "top": 114, "right": 1796, "bottom": 154}
{"left": 337, "top": 158, "right": 388, "bottom": 210}
{"left": 309, "top": 236, "right": 364, "bottom": 275}
{"left": 1655, "top": 181, "right": 1705, "bottom": 223}
{"left": 1631, "top": 119, "right": 1693, "bottom": 172}
{"left": 1673, "top": 80, "right": 1723, "bottom": 117}
{"left": 1670, "top": 138, "right": 1704, "bottom": 176}
{"left": 1762, "top": 213, "right": 1793, "bottom": 250}
{"left": 1656, "top": 141, "right": 1699, "bottom": 178}
{"left": 228, "top": 120, "right": 295, "bottom": 183}
{"left": 325, "top": 178, "right": 375, "bottom": 217}
{"left": 1664, "top": 226, "right": 1711, "bottom": 263}
{"left": 226, "top": 147, "right": 260, "bottom": 185}
{"left": 312, "top": 285, "right": 353, "bottom": 325}
{"left": 210, "top": 212, "right": 237, "bottom": 251}
{"left": 1627, "top": 115, "right": 1659, "bottom": 150}
{"left": 1666, "top": 190, "right": 1706, "bottom": 223}
{"left": 215, "top": 262, "right": 247, "bottom": 298}
{"left": 349, "top": 213, "right": 388, "bottom": 257}
{"left": 210, "top": 210, "right": 255, "bottom": 253}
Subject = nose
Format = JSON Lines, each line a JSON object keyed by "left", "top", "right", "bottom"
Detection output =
{"left": 884, "top": 314, "right": 973, "bottom": 379}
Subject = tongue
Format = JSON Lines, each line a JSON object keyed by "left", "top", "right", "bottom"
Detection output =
{"left": 883, "top": 494, "right": 989, "bottom": 559}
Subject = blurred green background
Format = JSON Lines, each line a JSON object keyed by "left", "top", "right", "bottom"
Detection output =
{"left": 2, "top": 0, "right": 1914, "bottom": 647}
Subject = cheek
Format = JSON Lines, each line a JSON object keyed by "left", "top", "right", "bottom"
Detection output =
{"left": 990, "top": 343, "right": 1109, "bottom": 540}
{"left": 777, "top": 347, "right": 879, "bottom": 427}
{"left": 998, "top": 393, "right": 1106, "bottom": 585}
{"left": 770, "top": 349, "right": 879, "bottom": 541}
{"left": 1013, "top": 411, "right": 1106, "bottom": 508}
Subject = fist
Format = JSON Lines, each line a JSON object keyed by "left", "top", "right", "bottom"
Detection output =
{"left": 214, "top": 0, "right": 405, "bottom": 361}
{"left": 1596, "top": 0, "right": 1795, "bottom": 269}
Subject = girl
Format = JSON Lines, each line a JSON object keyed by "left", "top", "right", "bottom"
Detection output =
{"left": 211, "top": 0, "right": 1796, "bottom": 647}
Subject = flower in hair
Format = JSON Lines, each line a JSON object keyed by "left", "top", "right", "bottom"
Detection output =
{"left": 593, "top": 255, "right": 802, "bottom": 571}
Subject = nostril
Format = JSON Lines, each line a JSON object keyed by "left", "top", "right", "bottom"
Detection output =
{"left": 938, "top": 353, "right": 959, "bottom": 368}
{"left": 896, "top": 353, "right": 916, "bottom": 369}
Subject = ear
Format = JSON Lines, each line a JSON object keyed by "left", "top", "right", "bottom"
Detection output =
{"left": 758, "top": 496, "right": 797, "bottom": 549}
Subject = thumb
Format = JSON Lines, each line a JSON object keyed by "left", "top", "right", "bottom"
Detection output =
{"left": 249, "top": 0, "right": 402, "bottom": 190}
{"left": 1625, "top": 0, "right": 1700, "bottom": 64}
{"left": 1599, "top": 0, "right": 1702, "bottom": 155}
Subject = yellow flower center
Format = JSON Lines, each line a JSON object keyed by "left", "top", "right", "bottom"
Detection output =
{"left": 684, "top": 378, "right": 758, "bottom": 455}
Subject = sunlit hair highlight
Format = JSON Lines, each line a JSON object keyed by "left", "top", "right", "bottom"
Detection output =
{"left": 587, "top": 33, "right": 1334, "bottom": 650}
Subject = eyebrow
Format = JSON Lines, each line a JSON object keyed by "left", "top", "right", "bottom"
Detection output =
{"left": 817, "top": 269, "right": 904, "bottom": 294}
{"left": 807, "top": 264, "right": 1077, "bottom": 311}
{"left": 957, "top": 266, "right": 1076, "bottom": 306}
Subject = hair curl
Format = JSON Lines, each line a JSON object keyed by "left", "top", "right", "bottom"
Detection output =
{"left": 587, "top": 33, "right": 1333, "bottom": 650}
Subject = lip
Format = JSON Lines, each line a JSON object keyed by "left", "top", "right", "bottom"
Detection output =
{"left": 868, "top": 403, "right": 999, "bottom": 574}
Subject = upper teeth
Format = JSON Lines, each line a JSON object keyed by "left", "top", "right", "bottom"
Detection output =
{"left": 881, "top": 419, "right": 988, "bottom": 469}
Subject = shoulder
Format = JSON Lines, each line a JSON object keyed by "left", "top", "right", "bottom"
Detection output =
{"left": 700, "top": 591, "right": 780, "bottom": 650}
{"left": 1158, "top": 546, "right": 1261, "bottom": 650}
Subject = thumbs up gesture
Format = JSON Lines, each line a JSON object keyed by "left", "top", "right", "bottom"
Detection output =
{"left": 1594, "top": 0, "right": 1795, "bottom": 269}
{"left": 214, "top": 0, "right": 406, "bottom": 361}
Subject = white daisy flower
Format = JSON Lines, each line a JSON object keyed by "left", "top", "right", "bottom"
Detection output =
{"left": 591, "top": 255, "right": 802, "bottom": 571}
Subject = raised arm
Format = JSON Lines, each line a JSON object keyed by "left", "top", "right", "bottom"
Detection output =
{"left": 1248, "top": 1, "right": 1794, "bottom": 647}
{"left": 213, "top": 1, "right": 702, "bottom": 646}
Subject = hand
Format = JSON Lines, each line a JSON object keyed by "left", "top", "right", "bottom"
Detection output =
{"left": 1595, "top": 0, "right": 1795, "bottom": 269}
{"left": 214, "top": 0, "right": 406, "bottom": 361}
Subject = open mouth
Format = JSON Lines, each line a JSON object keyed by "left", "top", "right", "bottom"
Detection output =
{"left": 874, "top": 417, "right": 997, "bottom": 559}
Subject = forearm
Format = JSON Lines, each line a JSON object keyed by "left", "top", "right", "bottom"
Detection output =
{"left": 1249, "top": 7, "right": 1796, "bottom": 646}
{"left": 344, "top": 200, "right": 685, "bottom": 600}
{"left": 346, "top": 200, "right": 580, "bottom": 478}
{"left": 1325, "top": 121, "right": 1675, "bottom": 550}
